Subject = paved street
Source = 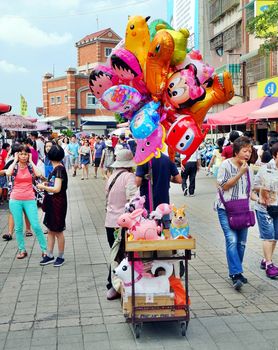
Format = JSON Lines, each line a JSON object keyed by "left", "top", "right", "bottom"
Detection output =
{"left": 1, "top": 169, "right": 278, "bottom": 349}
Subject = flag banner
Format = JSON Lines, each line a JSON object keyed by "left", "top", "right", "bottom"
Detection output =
{"left": 20, "top": 94, "right": 28, "bottom": 116}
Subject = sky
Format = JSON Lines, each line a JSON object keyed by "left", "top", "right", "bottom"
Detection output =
{"left": 0, "top": 0, "right": 167, "bottom": 116}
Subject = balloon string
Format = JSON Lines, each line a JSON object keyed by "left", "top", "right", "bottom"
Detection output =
{"left": 148, "top": 159, "right": 153, "bottom": 213}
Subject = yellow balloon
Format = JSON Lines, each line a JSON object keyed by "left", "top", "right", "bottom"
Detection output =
{"left": 156, "top": 25, "right": 190, "bottom": 66}
{"left": 125, "top": 15, "right": 151, "bottom": 71}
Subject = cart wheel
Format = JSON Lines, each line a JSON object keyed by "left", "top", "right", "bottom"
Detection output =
{"left": 181, "top": 322, "right": 186, "bottom": 337}
{"left": 134, "top": 324, "right": 141, "bottom": 339}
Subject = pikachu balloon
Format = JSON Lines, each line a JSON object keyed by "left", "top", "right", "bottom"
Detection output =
{"left": 125, "top": 15, "right": 151, "bottom": 72}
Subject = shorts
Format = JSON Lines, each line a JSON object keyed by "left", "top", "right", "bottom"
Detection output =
{"left": 0, "top": 176, "right": 6, "bottom": 189}
{"left": 94, "top": 158, "right": 101, "bottom": 167}
{"left": 70, "top": 156, "right": 79, "bottom": 167}
{"left": 256, "top": 210, "right": 278, "bottom": 241}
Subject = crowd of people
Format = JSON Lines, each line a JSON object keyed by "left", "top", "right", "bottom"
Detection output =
{"left": 1, "top": 128, "right": 278, "bottom": 294}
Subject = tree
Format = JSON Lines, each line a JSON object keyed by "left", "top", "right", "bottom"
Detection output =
{"left": 246, "top": 1, "right": 278, "bottom": 52}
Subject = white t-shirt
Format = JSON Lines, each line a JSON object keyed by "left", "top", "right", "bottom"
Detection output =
{"left": 180, "top": 150, "right": 200, "bottom": 163}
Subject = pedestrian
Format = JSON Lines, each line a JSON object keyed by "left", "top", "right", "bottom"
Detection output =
{"left": 38, "top": 145, "right": 68, "bottom": 267}
{"left": 79, "top": 139, "right": 91, "bottom": 180}
{"left": 0, "top": 142, "right": 10, "bottom": 204}
{"left": 61, "top": 137, "right": 70, "bottom": 171}
{"left": 25, "top": 138, "right": 39, "bottom": 165}
{"left": 105, "top": 149, "right": 137, "bottom": 300}
{"left": 93, "top": 136, "right": 106, "bottom": 178}
{"left": 5, "top": 145, "right": 47, "bottom": 260}
{"left": 207, "top": 137, "right": 225, "bottom": 177}
{"left": 216, "top": 136, "right": 253, "bottom": 290}
{"left": 180, "top": 149, "right": 201, "bottom": 197}
{"left": 221, "top": 130, "right": 240, "bottom": 160}
{"left": 68, "top": 135, "right": 80, "bottom": 177}
{"left": 101, "top": 139, "right": 115, "bottom": 179}
{"left": 136, "top": 153, "right": 182, "bottom": 228}
{"left": 44, "top": 140, "right": 55, "bottom": 179}
{"left": 30, "top": 131, "right": 45, "bottom": 162}
{"left": 252, "top": 142, "right": 278, "bottom": 278}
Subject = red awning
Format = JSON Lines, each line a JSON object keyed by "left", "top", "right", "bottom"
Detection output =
{"left": 0, "top": 103, "right": 12, "bottom": 115}
{"left": 249, "top": 102, "right": 278, "bottom": 120}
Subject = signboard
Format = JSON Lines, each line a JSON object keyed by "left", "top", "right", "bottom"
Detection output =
{"left": 36, "top": 107, "right": 44, "bottom": 117}
{"left": 256, "top": 0, "right": 275, "bottom": 16}
{"left": 257, "top": 76, "right": 278, "bottom": 97}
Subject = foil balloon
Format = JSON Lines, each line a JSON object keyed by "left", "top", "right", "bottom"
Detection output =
{"left": 163, "top": 64, "right": 206, "bottom": 110}
{"left": 125, "top": 15, "right": 151, "bottom": 71}
{"left": 180, "top": 50, "right": 214, "bottom": 85}
{"left": 156, "top": 27, "right": 190, "bottom": 66}
{"left": 183, "top": 72, "right": 234, "bottom": 126}
{"left": 166, "top": 115, "right": 209, "bottom": 164}
{"left": 149, "top": 19, "right": 174, "bottom": 41}
{"left": 100, "top": 85, "right": 142, "bottom": 114}
{"left": 89, "top": 65, "right": 118, "bottom": 99}
{"left": 130, "top": 101, "right": 160, "bottom": 139}
{"left": 146, "top": 30, "right": 174, "bottom": 98}
{"left": 110, "top": 48, "right": 148, "bottom": 94}
{"left": 134, "top": 124, "right": 166, "bottom": 165}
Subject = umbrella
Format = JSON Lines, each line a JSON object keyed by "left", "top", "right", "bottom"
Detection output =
{"left": 0, "top": 103, "right": 12, "bottom": 115}
{"left": 206, "top": 96, "right": 278, "bottom": 125}
{"left": 109, "top": 127, "right": 130, "bottom": 136}
{"left": 248, "top": 102, "right": 278, "bottom": 120}
{"left": 0, "top": 113, "right": 36, "bottom": 130}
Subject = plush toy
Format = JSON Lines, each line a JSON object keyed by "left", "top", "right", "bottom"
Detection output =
{"left": 117, "top": 208, "right": 161, "bottom": 240}
{"left": 170, "top": 205, "right": 190, "bottom": 239}
{"left": 113, "top": 257, "right": 173, "bottom": 294}
{"left": 124, "top": 194, "right": 148, "bottom": 218}
{"left": 149, "top": 203, "right": 173, "bottom": 220}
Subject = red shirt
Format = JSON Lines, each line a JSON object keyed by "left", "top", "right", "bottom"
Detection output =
{"left": 10, "top": 167, "right": 35, "bottom": 201}
{"left": 222, "top": 145, "right": 233, "bottom": 159}
{"left": 0, "top": 149, "right": 8, "bottom": 171}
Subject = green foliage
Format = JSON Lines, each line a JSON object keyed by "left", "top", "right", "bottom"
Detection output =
{"left": 61, "top": 129, "right": 74, "bottom": 137}
{"left": 114, "top": 113, "right": 127, "bottom": 124}
{"left": 246, "top": 1, "right": 278, "bottom": 53}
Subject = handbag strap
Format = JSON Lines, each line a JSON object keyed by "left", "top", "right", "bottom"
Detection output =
{"left": 106, "top": 170, "right": 127, "bottom": 201}
{"left": 218, "top": 168, "right": 251, "bottom": 206}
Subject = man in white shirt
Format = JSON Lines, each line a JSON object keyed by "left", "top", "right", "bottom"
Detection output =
{"left": 30, "top": 131, "right": 45, "bottom": 161}
{"left": 180, "top": 150, "right": 201, "bottom": 197}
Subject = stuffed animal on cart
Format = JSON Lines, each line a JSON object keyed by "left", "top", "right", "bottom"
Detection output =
{"left": 124, "top": 194, "right": 148, "bottom": 218}
{"left": 149, "top": 203, "right": 173, "bottom": 220}
{"left": 113, "top": 258, "right": 173, "bottom": 294}
{"left": 117, "top": 208, "right": 161, "bottom": 240}
{"left": 170, "top": 205, "right": 189, "bottom": 239}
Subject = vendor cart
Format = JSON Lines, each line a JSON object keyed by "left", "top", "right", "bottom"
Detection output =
{"left": 123, "top": 235, "right": 196, "bottom": 338}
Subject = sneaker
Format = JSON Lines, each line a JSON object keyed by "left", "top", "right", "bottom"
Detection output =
{"left": 183, "top": 188, "right": 188, "bottom": 196}
{"left": 40, "top": 255, "right": 55, "bottom": 266}
{"left": 266, "top": 263, "right": 278, "bottom": 279}
{"left": 238, "top": 273, "right": 248, "bottom": 284}
{"left": 53, "top": 257, "right": 65, "bottom": 267}
{"left": 189, "top": 194, "right": 195, "bottom": 197}
{"left": 72, "top": 171, "right": 76, "bottom": 177}
{"left": 231, "top": 274, "right": 243, "bottom": 290}
{"left": 107, "top": 287, "right": 121, "bottom": 300}
{"left": 260, "top": 259, "right": 266, "bottom": 270}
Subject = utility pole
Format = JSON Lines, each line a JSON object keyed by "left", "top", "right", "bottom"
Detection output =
{"left": 96, "top": 16, "right": 99, "bottom": 30}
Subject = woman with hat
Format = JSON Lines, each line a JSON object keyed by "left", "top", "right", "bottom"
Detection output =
{"left": 104, "top": 149, "right": 137, "bottom": 300}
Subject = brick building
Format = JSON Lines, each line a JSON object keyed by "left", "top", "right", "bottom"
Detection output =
{"left": 42, "top": 28, "right": 122, "bottom": 134}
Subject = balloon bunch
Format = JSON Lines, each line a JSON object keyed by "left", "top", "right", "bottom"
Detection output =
{"left": 89, "top": 16, "right": 235, "bottom": 165}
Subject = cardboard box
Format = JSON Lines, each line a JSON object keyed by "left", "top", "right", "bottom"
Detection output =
{"left": 122, "top": 293, "right": 175, "bottom": 319}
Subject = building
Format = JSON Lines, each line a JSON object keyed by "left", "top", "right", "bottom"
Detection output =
{"left": 42, "top": 28, "right": 122, "bottom": 134}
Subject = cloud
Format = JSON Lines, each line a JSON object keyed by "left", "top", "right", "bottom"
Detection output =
{"left": 0, "top": 60, "right": 28, "bottom": 73}
{"left": 0, "top": 16, "right": 72, "bottom": 47}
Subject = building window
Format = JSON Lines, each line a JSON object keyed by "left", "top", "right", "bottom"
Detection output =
{"left": 87, "top": 93, "right": 98, "bottom": 107}
{"left": 105, "top": 47, "right": 112, "bottom": 57}
{"left": 50, "top": 97, "right": 55, "bottom": 105}
{"left": 64, "top": 95, "right": 68, "bottom": 103}
{"left": 56, "top": 96, "right": 61, "bottom": 104}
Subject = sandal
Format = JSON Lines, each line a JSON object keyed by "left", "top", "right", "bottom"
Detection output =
{"left": 25, "top": 231, "right": 33, "bottom": 237}
{"left": 17, "top": 251, "right": 28, "bottom": 259}
{"left": 2, "top": 233, "right": 13, "bottom": 241}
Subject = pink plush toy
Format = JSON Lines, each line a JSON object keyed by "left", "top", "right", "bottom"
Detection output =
{"left": 124, "top": 194, "right": 148, "bottom": 218}
{"left": 117, "top": 208, "right": 161, "bottom": 240}
{"left": 149, "top": 203, "right": 173, "bottom": 220}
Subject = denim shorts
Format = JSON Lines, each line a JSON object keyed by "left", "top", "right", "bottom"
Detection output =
{"left": 256, "top": 210, "right": 278, "bottom": 241}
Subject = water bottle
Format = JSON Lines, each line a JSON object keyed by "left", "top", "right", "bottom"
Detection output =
{"left": 48, "top": 175, "right": 55, "bottom": 195}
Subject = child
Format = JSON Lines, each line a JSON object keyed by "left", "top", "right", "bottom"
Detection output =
{"left": 38, "top": 145, "right": 68, "bottom": 267}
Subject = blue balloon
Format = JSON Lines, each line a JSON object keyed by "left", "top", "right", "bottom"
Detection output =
{"left": 130, "top": 101, "right": 160, "bottom": 139}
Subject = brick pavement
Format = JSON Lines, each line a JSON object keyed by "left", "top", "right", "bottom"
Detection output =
{"left": 0, "top": 169, "right": 278, "bottom": 349}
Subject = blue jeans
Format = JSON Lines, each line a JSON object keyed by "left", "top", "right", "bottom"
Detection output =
{"left": 217, "top": 208, "right": 248, "bottom": 276}
{"left": 9, "top": 199, "right": 47, "bottom": 253}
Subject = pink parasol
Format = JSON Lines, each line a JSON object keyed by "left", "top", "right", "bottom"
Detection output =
{"left": 0, "top": 113, "right": 36, "bottom": 130}
{"left": 248, "top": 102, "right": 278, "bottom": 120}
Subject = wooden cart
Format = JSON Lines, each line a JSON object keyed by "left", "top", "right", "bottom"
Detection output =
{"left": 124, "top": 236, "right": 196, "bottom": 338}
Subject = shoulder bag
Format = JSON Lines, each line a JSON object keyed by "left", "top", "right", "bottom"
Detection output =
{"left": 105, "top": 170, "right": 126, "bottom": 211}
{"left": 218, "top": 170, "right": 255, "bottom": 230}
